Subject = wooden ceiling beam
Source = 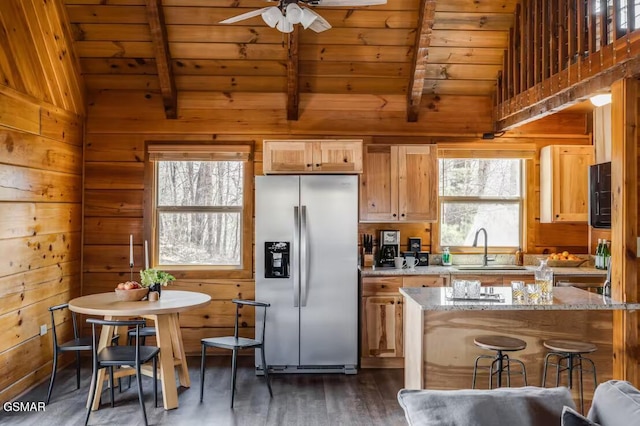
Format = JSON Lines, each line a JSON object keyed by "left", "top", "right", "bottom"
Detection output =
{"left": 287, "top": 26, "right": 299, "bottom": 121}
{"left": 407, "top": 0, "right": 436, "bottom": 122}
{"left": 145, "top": 0, "right": 176, "bottom": 119}
{"left": 496, "top": 53, "right": 640, "bottom": 131}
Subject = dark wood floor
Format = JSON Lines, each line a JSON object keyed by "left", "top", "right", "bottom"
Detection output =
{"left": 1, "top": 356, "right": 406, "bottom": 426}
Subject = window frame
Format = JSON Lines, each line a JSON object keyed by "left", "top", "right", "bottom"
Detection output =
{"left": 144, "top": 141, "right": 254, "bottom": 279}
{"left": 437, "top": 156, "right": 526, "bottom": 254}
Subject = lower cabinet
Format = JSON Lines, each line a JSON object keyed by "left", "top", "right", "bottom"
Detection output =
{"left": 361, "top": 275, "right": 447, "bottom": 368}
{"left": 361, "top": 295, "right": 404, "bottom": 360}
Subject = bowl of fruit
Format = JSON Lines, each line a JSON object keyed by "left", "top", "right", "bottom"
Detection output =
{"left": 546, "top": 251, "right": 587, "bottom": 267}
{"left": 114, "top": 281, "right": 149, "bottom": 301}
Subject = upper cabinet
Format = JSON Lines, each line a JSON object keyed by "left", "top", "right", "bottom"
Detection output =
{"left": 540, "top": 145, "right": 594, "bottom": 223}
{"left": 263, "top": 140, "right": 362, "bottom": 174}
{"left": 360, "top": 144, "right": 438, "bottom": 222}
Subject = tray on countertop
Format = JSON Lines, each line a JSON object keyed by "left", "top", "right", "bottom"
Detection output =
{"left": 445, "top": 292, "right": 505, "bottom": 302}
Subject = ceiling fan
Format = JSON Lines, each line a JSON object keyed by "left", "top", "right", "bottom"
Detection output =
{"left": 219, "top": 0, "right": 388, "bottom": 34}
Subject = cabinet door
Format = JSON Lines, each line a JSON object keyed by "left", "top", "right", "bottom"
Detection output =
{"left": 313, "top": 140, "right": 363, "bottom": 173}
{"left": 553, "top": 146, "right": 593, "bottom": 222}
{"left": 360, "top": 145, "right": 398, "bottom": 221}
{"left": 263, "top": 141, "right": 312, "bottom": 174}
{"left": 540, "top": 145, "right": 593, "bottom": 222}
{"left": 403, "top": 275, "right": 448, "bottom": 288}
{"left": 361, "top": 295, "right": 403, "bottom": 358}
{"left": 362, "top": 276, "right": 403, "bottom": 296}
{"left": 398, "top": 145, "right": 438, "bottom": 221}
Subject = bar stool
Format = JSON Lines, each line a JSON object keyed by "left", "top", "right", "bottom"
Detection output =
{"left": 542, "top": 339, "right": 598, "bottom": 414}
{"left": 472, "top": 335, "right": 528, "bottom": 389}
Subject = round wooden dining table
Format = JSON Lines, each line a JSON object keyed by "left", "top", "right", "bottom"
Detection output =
{"left": 69, "top": 290, "right": 211, "bottom": 411}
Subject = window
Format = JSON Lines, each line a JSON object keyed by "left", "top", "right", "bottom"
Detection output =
{"left": 439, "top": 158, "right": 523, "bottom": 249}
{"left": 147, "top": 144, "right": 252, "bottom": 275}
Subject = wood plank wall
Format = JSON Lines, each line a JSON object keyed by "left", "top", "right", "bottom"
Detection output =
{"left": 0, "top": 0, "right": 84, "bottom": 404}
{"left": 84, "top": 90, "right": 590, "bottom": 356}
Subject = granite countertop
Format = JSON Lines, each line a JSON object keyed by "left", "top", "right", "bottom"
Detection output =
{"left": 399, "top": 286, "right": 634, "bottom": 311}
{"left": 360, "top": 265, "right": 607, "bottom": 277}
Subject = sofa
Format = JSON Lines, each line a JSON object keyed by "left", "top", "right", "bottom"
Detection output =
{"left": 397, "top": 380, "right": 640, "bottom": 426}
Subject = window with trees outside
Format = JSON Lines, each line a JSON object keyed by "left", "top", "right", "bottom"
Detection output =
{"left": 439, "top": 158, "right": 523, "bottom": 249}
{"left": 147, "top": 144, "right": 252, "bottom": 275}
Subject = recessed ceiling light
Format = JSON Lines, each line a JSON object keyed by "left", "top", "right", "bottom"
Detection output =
{"left": 590, "top": 93, "right": 612, "bottom": 107}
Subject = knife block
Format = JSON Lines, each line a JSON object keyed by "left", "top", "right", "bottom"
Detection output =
{"left": 362, "top": 249, "right": 375, "bottom": 268}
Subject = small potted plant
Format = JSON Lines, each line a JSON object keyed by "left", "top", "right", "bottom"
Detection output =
{"left": 140, "top": 268, "right": 175, "bottom": 298}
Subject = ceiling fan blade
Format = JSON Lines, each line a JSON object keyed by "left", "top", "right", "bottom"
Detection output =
{"left": 309, "top": 0, "right": 387, "bottom": 6}
{"left": 307, "top": 12, "right": 332, "bottom": 32}
{"left": 219, "top": 7, "right": 272, "bottom": 24}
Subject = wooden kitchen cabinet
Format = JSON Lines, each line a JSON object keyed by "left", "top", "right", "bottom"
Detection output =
{"left": 360, "top": 144, "right": 437, "bottom": 222}
{"left": 361, "top": 276, "right": 404, "bottom": 367}
{"left": 361, "top": 274, "right": 446, "bottom": 368}
{"left": 262, "top": 140, "right": 362, "bottom": 174}
{"left": 402, "top": 275, "right": 449, "bottom": 287}
{"left": 540, "top": 145, "right": 594, "bottom": 222}
{"left": 362, "top": 295, "right": 403, "bottom": 359}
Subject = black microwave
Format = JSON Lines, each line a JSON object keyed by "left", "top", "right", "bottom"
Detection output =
{"left": 589, "top": 161, "right": 611, "bottom": 229}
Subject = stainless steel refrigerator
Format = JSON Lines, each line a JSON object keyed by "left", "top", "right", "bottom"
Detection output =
{"left": 255, "top": 175, "right": 358, "bottom": 374}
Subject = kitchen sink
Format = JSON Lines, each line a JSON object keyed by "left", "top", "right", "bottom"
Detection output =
{"left": 454, "top": 265, "right": 528, "bottom": 271}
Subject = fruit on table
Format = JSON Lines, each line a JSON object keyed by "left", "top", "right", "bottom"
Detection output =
{"left": 116, "top": 281, "right": 141, "bottom": 290}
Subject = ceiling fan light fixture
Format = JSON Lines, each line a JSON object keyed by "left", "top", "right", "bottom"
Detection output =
{"left": 276, "top": 17, "right": 294, "bottom": 33}
{"left": 300, "top": 8, "right": 319, "bottom": 29}
{"left": 261, "top": 6, "right": 283, "bottom": 28}
{"left": 286, "top": 3, "right": 303, "bottom": 24}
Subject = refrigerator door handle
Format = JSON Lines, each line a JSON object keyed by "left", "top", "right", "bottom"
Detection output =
{"left": 301, "top": 205, "right": 309, "bottom": 307}
{"left": 293, "top": 206, "right": 300, "bottom": 308}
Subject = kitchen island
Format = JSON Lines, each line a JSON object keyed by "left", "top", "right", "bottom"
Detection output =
{"left": 400, "top": 286, "right": 637, "bottom": 407}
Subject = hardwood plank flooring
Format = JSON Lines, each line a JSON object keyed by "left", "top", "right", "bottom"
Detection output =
{"left": 1, "top": 356, "right": 406, "bottom": 426}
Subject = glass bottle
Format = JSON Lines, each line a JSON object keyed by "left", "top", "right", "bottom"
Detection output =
{"left": 602, "top": 240, "right": 610, "bottom": 270}
{"left": 595, "top": 239, "right": 603, "bottom": 269}
{"left": 515, "top": 247, "right": 523, "bottom": 266}
{"left": 535, "top": 258, "right": 554, "bottom": 302}
{"left": 442, "top": 247, "right": 452, "bottom": 266}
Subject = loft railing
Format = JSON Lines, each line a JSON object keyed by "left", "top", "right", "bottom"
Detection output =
{"left": 496, "top": 0, "right": 640, "bottom": 129}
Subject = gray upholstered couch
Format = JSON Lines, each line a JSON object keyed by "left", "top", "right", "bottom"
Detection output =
{"left": 397, "top": 380, "right": 640, "bottom": 426}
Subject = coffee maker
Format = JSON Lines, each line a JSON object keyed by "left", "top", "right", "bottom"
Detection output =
{"left": 378, "top": 230, "right": 400, "bottom": 267}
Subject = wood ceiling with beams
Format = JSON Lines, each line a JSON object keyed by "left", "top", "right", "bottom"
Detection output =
{"left": 64, "top": 0, "right": 517, "bottom": 121}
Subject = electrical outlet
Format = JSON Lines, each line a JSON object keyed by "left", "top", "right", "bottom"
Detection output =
{"left": 40, "top": 324, "right": 47, "bottom": 336}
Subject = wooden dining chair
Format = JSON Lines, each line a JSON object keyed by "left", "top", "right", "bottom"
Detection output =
{"left": 85, "top": 318, "right": 160, "bottom": 426}
{"left": 200, "top": 299, "right": 273, "bottom": 408}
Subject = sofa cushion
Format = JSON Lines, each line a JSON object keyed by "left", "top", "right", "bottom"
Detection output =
{"left": 587, "top": 380, "right": 640, "bottom": 426}
{"left": 398, "top": 386, "right": 575, "bottom": 426}
{"left": 562, "top": 406, "right": 599, "bottom": 426}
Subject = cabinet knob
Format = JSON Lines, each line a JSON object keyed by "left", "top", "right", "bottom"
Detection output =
{"left": 392, "top": 213, "right": 397, "bottom": 217}
{"left": 306, "top": 164, "right": 311, "bottom": 167}
{"left": 401, "top": 213, "right": 405, "bottom": 217}
{"left": 555, "top": 214, "right": 560, "bottom": 218}
{"left": 315, "top": 163, "right": 320, "bottom": 167}
{"left": 343, "top": 158, "right": 348, "bottom": 162}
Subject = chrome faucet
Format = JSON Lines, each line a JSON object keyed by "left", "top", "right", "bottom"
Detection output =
{"left": 472, "top": 228, "right": 490, "bottom": 266}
